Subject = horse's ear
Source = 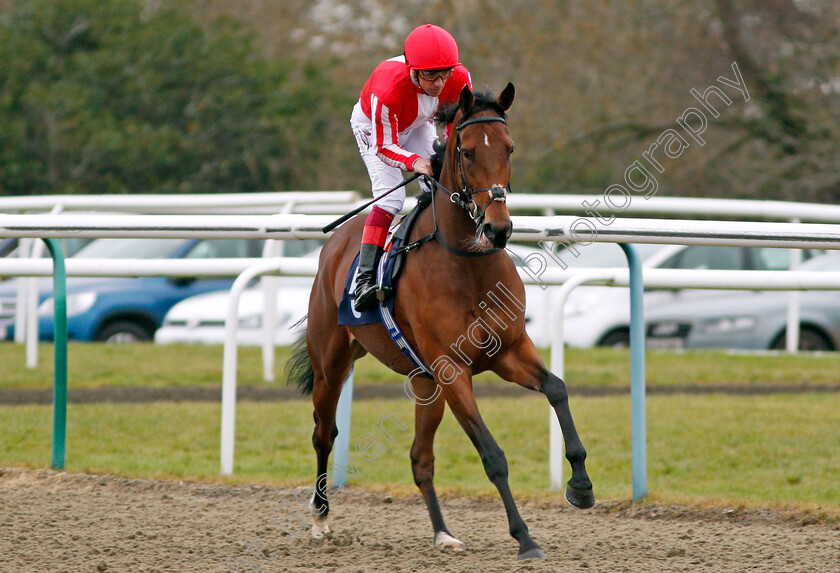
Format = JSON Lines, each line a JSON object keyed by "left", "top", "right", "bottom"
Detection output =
{"left": 459, "top": 84, "right": 474, "bottom": 116}
{"left": 497, "top": 82, "right": 515, "bottom": 112}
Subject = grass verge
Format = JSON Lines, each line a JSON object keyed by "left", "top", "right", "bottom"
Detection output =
{"left": 0, "top": 343, "right": 838, "bottom": 390}
{"left": 2, "top": 393, "right": 838, "bottom": 515}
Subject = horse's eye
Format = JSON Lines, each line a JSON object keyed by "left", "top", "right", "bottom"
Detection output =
{"left": 509, "top": 146, "right": 515, "bottom": 156}
{"left": 462, "top": 149, "right": 473, "bottom": 160}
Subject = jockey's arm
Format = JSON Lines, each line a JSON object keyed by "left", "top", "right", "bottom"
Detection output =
{"left": 411, "top": 157, "right": 433, "bottom": 176}
{"left": 370, "top": 96, "right": 421, "bottom": 171}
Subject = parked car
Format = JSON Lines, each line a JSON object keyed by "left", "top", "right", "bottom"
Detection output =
{"left": 154, "top": 242, "right": 327, "bottom": 346}
{"left": 556, "top": 243, "right": 825, "bottom": 348}
{"left": 154, "top": 278, "right": 314, "bottom": 346}
{"left": 0, "top": 237, "right": 286, "bottom": 342}
{"left": 155, "top": 243, "right": 548, "bottom": 347}
{"left": 645, "top": 252, "right": 840, "bottom": 351}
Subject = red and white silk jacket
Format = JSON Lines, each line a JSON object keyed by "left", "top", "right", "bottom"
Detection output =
{"left": 350, "top": 56, "right": 472, "bottom": 171}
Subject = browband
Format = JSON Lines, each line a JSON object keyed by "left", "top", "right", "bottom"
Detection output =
{"left": 456, "top": 115, "right": 507, "bottom": 132}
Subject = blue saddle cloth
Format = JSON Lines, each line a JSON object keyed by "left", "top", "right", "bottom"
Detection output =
{"left": 337, "top": 247, "right": 395, "bottom": 327}
{"left": 337, "top": 235, "right": 434, "bottom": 378}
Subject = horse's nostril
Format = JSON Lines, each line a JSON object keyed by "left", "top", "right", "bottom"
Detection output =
{"left": 482, "top": 223, "right": 510, "bottom": 248}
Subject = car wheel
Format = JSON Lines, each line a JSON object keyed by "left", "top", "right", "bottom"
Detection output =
{"left": 96, "top": 321, "right": 153, "bottom": 343}
{"left": 597, "top": 328, "right": 631, "bottom": 348}
{"left": 771, "top": 327, "right": 834, "bottom": 352}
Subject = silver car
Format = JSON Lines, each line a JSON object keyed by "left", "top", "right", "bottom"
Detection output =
{"left": 645, "top": 252, "right": 840, "bottom": 351}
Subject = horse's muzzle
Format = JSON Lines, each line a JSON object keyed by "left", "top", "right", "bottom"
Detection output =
{"left": 482, "top": 221, "right": 513, "bottom": 249}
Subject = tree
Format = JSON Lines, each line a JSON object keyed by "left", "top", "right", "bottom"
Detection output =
{"left": 0, "top": 0, "right": 354, "bottom": 195}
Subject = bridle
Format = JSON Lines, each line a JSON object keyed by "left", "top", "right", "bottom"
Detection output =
{"left": 451, "top": 114, "right": 511, "bottom": 226}
{"left": 390, "top": 111, "right": 513, "bottom": 259}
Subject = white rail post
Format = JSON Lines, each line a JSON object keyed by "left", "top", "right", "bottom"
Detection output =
{"left": 261, "top": 201, "right": 296, "bottom": 382}
{"left": 331, "top": 368, "right": 354, "bottom": 487}
{"left": 25, "top": 274, "right": 39, "bottom": 368}
{"left": 26, "top": 238, "right": 51, "bottom": 368}
{"left": 786, "top": 224, "right": 802, "bottom": 353}
{"left": 549, "top": 271, "right": 616, "bottom": 491}
{"left": 221, "top": 260, "right": 288, "bottom": 476}
{"left": 23, "top": 205, "right": 64, "bottom": 368}
{"left": 13, "top": 238, "right": 33, "bottom": 345}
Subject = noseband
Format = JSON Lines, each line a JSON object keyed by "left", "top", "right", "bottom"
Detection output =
{"left": 452, "top": 115, "right": 511, "bottom": 225}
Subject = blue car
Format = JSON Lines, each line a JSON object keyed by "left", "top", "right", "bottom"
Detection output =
{"left": 0, "top": 237, "right": 267, "bottom": 342}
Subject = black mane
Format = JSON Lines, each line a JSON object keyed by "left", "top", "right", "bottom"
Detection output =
{"left": 435, "top": 90, "right": 506, "bottom": 128}
{"left": 430, "top": 90, "right": 505, "bottom": 181}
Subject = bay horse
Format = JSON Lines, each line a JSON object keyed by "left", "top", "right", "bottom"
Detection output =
{"left": 287, "top": 83, "right": 594, "bottom": 560}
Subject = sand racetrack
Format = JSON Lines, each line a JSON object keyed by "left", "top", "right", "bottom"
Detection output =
{"left": 1, "top": 467, "right": 837, "bottom": 573}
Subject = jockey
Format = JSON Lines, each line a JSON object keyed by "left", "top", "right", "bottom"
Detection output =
{"left": 350, "top": 24, "right": 472, "bottom": 312}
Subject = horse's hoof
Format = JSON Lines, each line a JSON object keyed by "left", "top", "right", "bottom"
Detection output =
{"left": 311, "top": 515, "right": 331, "bottom": 539}
{"left": 434, "top": 531, "right": 466, "bottom": 552}
{"left": 518, "top": 546, "right": 546, "bottom": 560}
{"left": 565, "top": 483, "right": 595, "bottom": 509}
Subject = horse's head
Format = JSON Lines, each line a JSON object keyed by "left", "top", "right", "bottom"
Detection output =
{"left": 445, "top": 82, "right": 516, "bottom": 251}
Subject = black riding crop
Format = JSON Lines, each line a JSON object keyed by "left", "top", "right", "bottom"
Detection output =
{"left": 321, "top": 172, "right": 422, "bottom": 234}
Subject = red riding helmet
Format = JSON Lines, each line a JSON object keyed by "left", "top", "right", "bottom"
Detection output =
{"left": 404, "top": 24, "right": 460, "bottom": 70}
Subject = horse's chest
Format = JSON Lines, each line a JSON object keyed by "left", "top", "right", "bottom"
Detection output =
{"left": 413, "top": 286, "right": 524, "bottom": 359}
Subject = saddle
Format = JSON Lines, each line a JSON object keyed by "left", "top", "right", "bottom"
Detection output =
{"left": 337, "top": 192, "right": 435, "bottom": 378}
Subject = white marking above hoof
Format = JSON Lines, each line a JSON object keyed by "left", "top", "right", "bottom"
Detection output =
{"left": 311, "top": 514, "right": 331, "bottom": 539}
{"left": 434, "top": 531, "right": 466, "bottom": 552}
{"left": 309, "top": 494, "right": 331, "bottom": 539}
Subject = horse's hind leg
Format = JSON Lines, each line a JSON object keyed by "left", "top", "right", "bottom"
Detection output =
{"left": 309, "top": 372, "right": 342, "bottom": 538}
{"left": 308, "top": 327, "right": 357, "bottom": 539}
{"left": 409, "top": 377, "right": 465, "bottom": 552}
{"left": 494, "top": 338, "right": 594, "bottom": 509}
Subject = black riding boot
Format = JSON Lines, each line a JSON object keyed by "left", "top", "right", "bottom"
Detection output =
{"left": 354, "top": 243, "right": 386, "bottom": 312}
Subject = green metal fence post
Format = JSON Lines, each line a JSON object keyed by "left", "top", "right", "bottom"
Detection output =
{"left": 619, "top": 243, "right": 647, "bottom": 502}
{"left": 43, "top": 238, "right": 67, "bottom": 470}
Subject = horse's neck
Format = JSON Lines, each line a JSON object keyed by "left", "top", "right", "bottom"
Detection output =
{"left": 406, "top": 182, "right": 517, "bottom": 314}
{"left": 431, "top": 176, "right": 476, "bottom": 247}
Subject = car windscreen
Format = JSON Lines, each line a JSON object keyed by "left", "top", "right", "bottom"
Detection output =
{"left": 73, "top": 238, "right": 187, "bottom": 259}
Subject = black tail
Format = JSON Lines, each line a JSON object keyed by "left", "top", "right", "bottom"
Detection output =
{"left": 284, "top": 316, "right": 314, "bottom": 395}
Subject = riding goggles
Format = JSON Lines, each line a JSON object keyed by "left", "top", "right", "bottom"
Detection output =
{"left": 417, "top": 68, "right": 454, "bottom": 81}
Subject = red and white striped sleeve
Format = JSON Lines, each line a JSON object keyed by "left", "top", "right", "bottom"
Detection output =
{"left": 370, "top": 93, "right": 421, "bottom": 172}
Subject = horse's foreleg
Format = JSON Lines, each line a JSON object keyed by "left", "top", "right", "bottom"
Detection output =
{"left": 494, "top": 338, "right": 595, "bottom": 509}
{"left": 541, "top": 371, "right": 595, "bottom": 508}
{"left": 444, "top": 384, "right": 545, "bottom": 560}
{"left": 409, "top": 377, "right": 465, "bottom": 552}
